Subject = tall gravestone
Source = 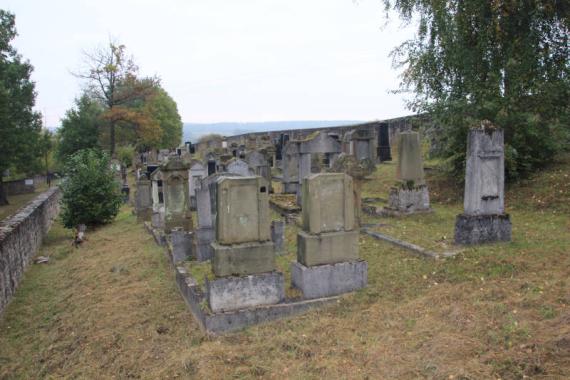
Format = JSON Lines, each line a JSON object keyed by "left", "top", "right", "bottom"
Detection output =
{"left": 188, "top": 160, "right": 206, "bottom": 210}
{"left": 454, "top": 124, "right": 512, "bottom": 244}
{"left": 291, "top": 173, "right": 367, "bottom": 299}
{"left": 246, "top": 151, "right": 272, "bottom": 191}
{"left": 161, "top": 158, "right": 193, "bottom": 233}
{"left": 282, "top": 141, "right": 300, "bottom": 194}
{"left": 134, "top": 178, "right": 152, "bottom": 222}
{"left": 207, "top": 176, "right": 284, "bottom": 313}
{"left": 150, "top": 168, "right": 165, "bottom": 229}
{"left": 385, "top": 132, "right": 431, "bottom": 214}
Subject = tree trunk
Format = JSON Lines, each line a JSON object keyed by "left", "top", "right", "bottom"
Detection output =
{"left": 0, "top": 175, "right": 8, "bottom": 206}
{"left": 110, "top": 120, "right": 116, "bottom": 158}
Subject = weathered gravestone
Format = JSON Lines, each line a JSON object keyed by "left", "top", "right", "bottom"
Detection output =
{"left": 161, "top": 158, "right": 193, "bottom": 233}
{"left": 246, "top": 150, "right": 272, "bottom": 190}
{"left": 193, "top": 173, "right": 241, "bottom": 261}
{"left": 188, "top": 160, "right": 206, "bottom": 210}
{"left": 134, "top": 177, "right": 152, "bottom": 222}
{"left": 454, "top": 123, "right": 512, "bottom": 244}
{"left": 343, "top": 128, "right": 377, "bottom": 162}
{"left": 291, "top": 173, "right": 367, "bottom": 299}
{"left": 207, "top": 176, "right": 284, "bottom": 313}
{"left": 226, "top": 158, "right": 255, "bottom": 176}
{"left": 150, "top": 168, "right": 165, "bottom": 229}
{"left": 385, "top": 132, "right": 431, "bottom": 214}
{"left": 282, "top": 141, "right": 300, "bottom": 194}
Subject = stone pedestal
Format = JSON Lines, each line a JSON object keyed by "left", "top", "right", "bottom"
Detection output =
{"left": 291, "top": 260, "right": 367, "bottom": 299}
{"left": 386, "top": 185, "right": 431, "bottom": 214}
{"left": 151, "top": 209, "right": 165, "bottom": 229}
{"left": 454, "top": 214, "right": 512, "bottom": 245}
{"left": 170, "top": 228, "right": 193, "bottom": 264}
{"left": 211, "top": 241, "right": 276, "bottom": 277}
{"left": 297, "top": 230, "right": 359, "bottom": 266}
{"left": 206, "top": 272, "right": 285, "bottom": 313}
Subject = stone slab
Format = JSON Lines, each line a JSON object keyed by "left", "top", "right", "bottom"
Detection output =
{"left": 271, "top": 220, "right": 286, "bottom": 254}
{"left": 170, "top": 228, "right": 193, "bottom": 264}
{"left": 193, "top": 227, "right": 214, "bottom": 261}
{"left": 211, "top": 241, "right": 276, "bottom": 277}
{"left": 386, "top": 185, "right": 431, "bottom": 214}
{"left": 297, "top": 230, "right": 359, "bottom": 266}
{"left": 454, "top": 213, "right": 512, "bottom": 245}
{"left": 206, "top": 272, "right": 285, "bottom": 313}
{"left": 174, "top": 266, "right": 340, "bottom": 334}
{"left": 291, "top": 260, "right": 367, "bottom": 299}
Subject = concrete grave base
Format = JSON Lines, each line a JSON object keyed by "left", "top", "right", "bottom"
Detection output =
{"left": 151, "top": 210, "right": 165, "bottom": 229}
{"left": 175, "top": 266, "right": 340, "bottom": 334}
{"left": 212, "top": 241, "right": 275, "bottom": 277}
{"left": 384, "top": 185, "right": 431, "bottom": 215}
{"left": 206, "top": 272, "right": 285, "bottom": 313}
{"left": 291, "top": 260, "right": 368, "bottom": 299}
{"left": 283, "top": 182, "right": 299, "bottom": 194}
{"left": 169, "top": 228, "right": 193, "bottom": 264}
{"left": 297, "top": 230, "right": 359, "bottom": 266}
{"left": 454, "top": 213, "right": 512, "bottom": 245}
{"left": 193, "top": 227, "right": 214, "bottom": 261}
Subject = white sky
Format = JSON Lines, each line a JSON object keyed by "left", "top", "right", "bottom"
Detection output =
{"left": 3, "top": 0, "right": 416, "bottom": 127}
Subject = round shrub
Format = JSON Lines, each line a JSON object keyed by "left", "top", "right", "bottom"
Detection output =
{"left": 60, "top": 149, "right": 123, "bottom": 228}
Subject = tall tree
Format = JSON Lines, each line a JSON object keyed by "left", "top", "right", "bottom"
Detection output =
{"left": 56, "top": 93, "right": 103, "bottom": 162}
{"left": 142, "top": 86, "right": 183, "bottom": 149}
{"left": 0, "top": 10, "right": 42, "bottom": 205}
{"left": 385, "top": 0, "right": 569, "bottom": 179}
{"left": 75, "top": 41, "right": 157, "bottom": 156}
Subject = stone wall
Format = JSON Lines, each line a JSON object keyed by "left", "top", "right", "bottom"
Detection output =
{"left": 0, "top": 187, "right": 61, "bottom": 315}
{"left": 3, "top": 178, "right": 35, "bottom": 195}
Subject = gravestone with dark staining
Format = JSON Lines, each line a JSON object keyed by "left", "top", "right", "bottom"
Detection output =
{"left": 454, "top": 123, "right": 512, "bottom": 245}
{"left": 161, "top": 157, "right": 193, "bottom": 233}
{"left": 282, "top": 141, "right": 300, "bottom": 194}
{"left": 291, "top": 173, "right": 367, "bottom": 299}
{"left": 134, "top": 177, "right": 153, "bottom": 222}
{"left": 385, "top": 132, "right": 431, "bottom": 215}
{"left": 150, "top": 168, "right": 165, "bottom": 229}
{"left": 207, "top": 176, "right": 284, "bottom": 313}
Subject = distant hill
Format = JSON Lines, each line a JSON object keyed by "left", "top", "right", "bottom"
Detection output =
{"left": 183, "top": 120, "right": 362, "bottom": 143}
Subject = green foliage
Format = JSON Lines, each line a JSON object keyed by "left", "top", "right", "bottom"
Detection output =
{"left": 60, "top": 149, "right": 122, "bottom": 228}
{"left": 116, "top": 145, "right": 135, "bottom": 167}
{"left": 0, "top": 10, "right": 43, "bottom": 203}
{"left": 198, "top": 133, "right": 223, "bottom": 144}
{"left": 385, "top": 0, "right": 570, "bottom": 180}
{"left": 56, "top": 94, "right": 102, "bottom": 163}
{"left": 145, "top": 87, "right": 183, "bottom": 148}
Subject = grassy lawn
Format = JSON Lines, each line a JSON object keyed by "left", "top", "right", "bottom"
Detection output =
{"left": 0, "top": 183, "right": 51, "bottom": 221}
{"left": 0, "top": 156, "right": 569, "bottom": 379}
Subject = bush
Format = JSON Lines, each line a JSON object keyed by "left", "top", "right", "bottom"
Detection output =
{"left": 60, "top": 149, "right": 123, "bottom": 228}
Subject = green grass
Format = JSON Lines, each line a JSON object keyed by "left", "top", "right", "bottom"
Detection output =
{"left": 1, "top": 155, "right": 569, "bottom": 379}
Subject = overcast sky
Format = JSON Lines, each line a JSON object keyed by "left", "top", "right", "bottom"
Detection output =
{"left": 4, "top": 0, "right": 416, "bottom": 127}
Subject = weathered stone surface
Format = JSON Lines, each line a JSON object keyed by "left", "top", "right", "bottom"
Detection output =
{"left": 193, "top": 227, "right": 214, "bottom": 261}
{"left": 170, "top": 228, "right": 193, "bottom": 264}
{"left": 297, "top": 230, "right": 359, "bottom": 266}
{"left": 151, "top": 208, "right": 165, "bottom": 229}
{"left": 0, "top": 188, "right": 60, "bottom": 316}
{"left": 396, "top": 132, "right": 425, "bottom": 185}
{"left": 271, "top": 220, "right": 285, "bottom": 254}
{"left": 282, "top": 142, "right": 300, "bottom": 194}
{"left": 206, "top": 272, "right": 285, "bottom": 313}
{"left": 291, "top": 260, "right": 367, "bottom": 299}
{"left": 387, "top": 185, "right": 431, "bottom": 213}
{"left": 211, "top": 241, "right": 276, "bottom": 277}
{"left": 135, "top": 179, "right": 152, "bottom": 221}
{"left": 188, "top": 160, "right": 206, "bottom": 210}
{"left": 301, "top": 173, "right": 355, "bottom": 234}
{"left": 463, "top": 127, "right": 505, "bottom": 215}
{"left": 216, "top": 176, "right": 271, "bottom": 244}
{"left": 226, "top": 158, "right": 255, "bottom": 176}
{"left": 454, "top": 214, "right": 512, "bottom": 245}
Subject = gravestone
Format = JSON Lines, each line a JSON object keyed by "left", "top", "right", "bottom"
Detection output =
{"left": 188, "top": 160, "right": 206, "bottom": 210}
{"left": 385, "top": 132, "right": 431, "bottom": 214}
{"left": 193, "top": 173, "right": 241, "bottom": 261}
{"left": 246, "top": 151, "right": 272, "bottom": 190}
{"left": 207, "top": 176, "right": 284, "bottom": 313}
{"left": 454, "top": 123, "right": 512, "bottom": 244}
{"left": 226, "top": 158, "right": 255, "bottom": 176}
{"left": 291, "top": 173, "right": 367, "bottom": 299}
{"left": 135, "top": 178, "right": 152, "bottom": 222}
{"left": 282, "top": 141, "right": 300, "bottom": 194}
{"left": 150, "top": 168, "right": 165, "bottom": 229}
{"left": 377, "top": 123, "right": 392, "bottom": 162}
{"left": 271, "top": 220, "right": 285, "bottom": 254}
{"left": 343, "top": 129, "right": 377, "bottom": 162}
{"left": 161, "top": 158, "right": 193, "bottom": 233}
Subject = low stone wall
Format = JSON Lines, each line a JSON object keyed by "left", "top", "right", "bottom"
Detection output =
{"left": 0, "top": 187, "right": 61, "bottom": 315}
{"left": 3, "top": 178, "right": 35, "bottom": 195}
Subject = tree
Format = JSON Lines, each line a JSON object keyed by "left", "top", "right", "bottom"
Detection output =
{"left": 0, "top": 10, "right": 43, "bottom": 205}
{"left": 75, "top": 41, "right": 157, "bottom": 156}
{"left": 56, "top": 93, "right": 103, "bottom": 163}
{"left": 143, "top": 86, "right": 183, "bottom": 148}
{"left": 384, "top": 0, "right": 570, "bottom": 180}
{"left": 60, "top": 149, "right": 122, "bottom": 229}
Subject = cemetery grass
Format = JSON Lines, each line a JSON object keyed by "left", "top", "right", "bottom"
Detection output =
{"left": 0, "top": 157, "right": 568, "bottom": 378}
{"left": 0, "top": 183, "right": 50, "bottom": 221}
